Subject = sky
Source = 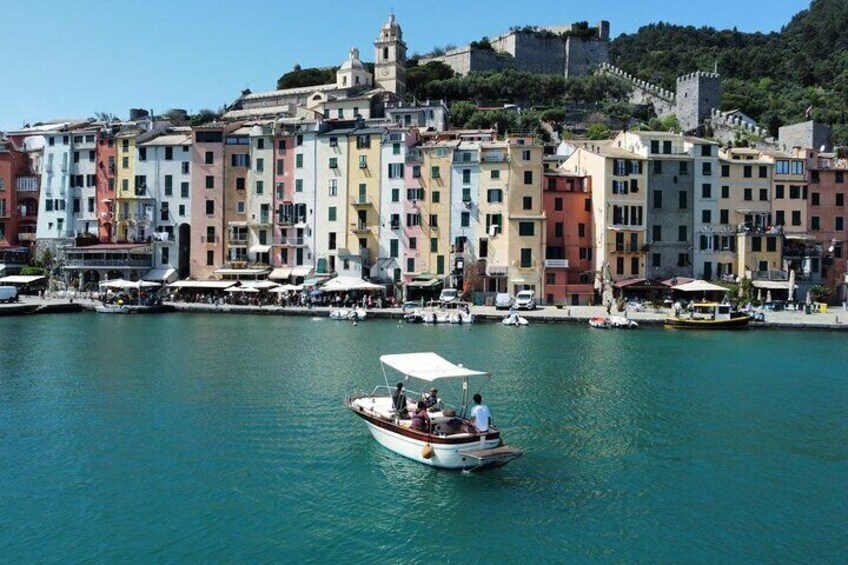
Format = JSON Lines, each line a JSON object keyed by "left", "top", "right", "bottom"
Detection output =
{"left": 0, "top": 0, "right": 811, "bottom": 131}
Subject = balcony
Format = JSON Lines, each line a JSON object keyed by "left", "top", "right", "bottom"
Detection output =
{"left": 608, "top": 244, "right": 645, "bottom": 253}
{"left": 228, "top": 237, "right": 248, "bottom": 246}
{"left": 544, "top": 259, "right": 569, "bottom": 269}
{"left": 482, "top": 152, "right": 508, "bottom": 163}
{"left": 17, "top": 232, "right": 36, "bottom": 242}
{"left": 276, "top": 216, "right": 294, "bottom": 227}
{"left": 66, "top": 258, "right": 152, "bottom": 268}
{"left": 201, "top": 236, "right": 218, "bottom": 244}
{"left": 273, "top": 236, "right": 305, "bottom": 246}
{"left": 751, "top": 270, "right": 788, "bottom": 281}
{"left": 16, "top": 177, "right": 39, "bottom": 192}
{"left": 250, "top": 215, "right": 272, "bottom": 226}
{"left": 350, "top": 195, "right": 373, "bottom": 206}
{"left": 405, "top": 150, "right": 422, "bottom": 163}
{"left": 352, "top": 221, "right": 371, "bottom": 233}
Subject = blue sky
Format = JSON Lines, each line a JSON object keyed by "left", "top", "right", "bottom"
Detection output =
{"left": 0, "top": 0, "right": 810, "bottom": 131}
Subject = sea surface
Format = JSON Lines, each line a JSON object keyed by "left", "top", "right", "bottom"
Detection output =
{"left": 1, "top": 313, "right": 846, "bottom": 563}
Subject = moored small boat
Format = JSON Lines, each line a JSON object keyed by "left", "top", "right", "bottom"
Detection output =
{"left": 502, "top": 312, "right": 529, "bottom": 326}
{"left": 665, "top": 302, "right": 749, "bottom": 329}
{"left": 95, "top": 303, "right": 130, "bottom": 314}
{"left": 589, "top": 316, "right": 611, "bottom": 328}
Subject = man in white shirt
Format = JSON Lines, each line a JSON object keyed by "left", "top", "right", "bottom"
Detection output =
{"left": 469, "top": 393, "right": 490, "bottom": 433}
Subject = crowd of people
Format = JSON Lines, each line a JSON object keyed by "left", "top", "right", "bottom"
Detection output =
{"left": 164, "top": 288, "right": 399, "bottom": 309}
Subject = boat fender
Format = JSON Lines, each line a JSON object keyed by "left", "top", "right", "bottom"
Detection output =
{"left": 422, "top": 444, "right": 434, "bottom": 459}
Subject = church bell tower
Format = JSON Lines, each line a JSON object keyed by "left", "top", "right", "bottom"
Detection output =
{"left": 374, "top": 14, "right": 406, "bottom": 97}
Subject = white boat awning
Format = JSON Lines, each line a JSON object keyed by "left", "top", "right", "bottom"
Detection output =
{"left": 143, "top": 267, "right": 177, "bottom": 282}
{"left": 0, "top": 275, "right": 46, "bottom": 284}
{"left": 269, "top": 267, "right": 292, "bottom": 280}
{"left": 380, "top": 352, "right": 489, "bottom": 382}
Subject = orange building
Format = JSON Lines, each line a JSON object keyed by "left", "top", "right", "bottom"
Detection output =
{"left": 543, "top": 170, "right": 595, "bottom": 305}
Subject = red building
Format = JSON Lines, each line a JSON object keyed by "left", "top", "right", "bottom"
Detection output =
{"left": 543, "top": 170, "right": 595, "bottom": 305}
{"left": 0, "top": 136, "right": 38, "bottom": 258}
{"left": 806, "top": 150, "right": 848, "bottom": 300}
{"left": 96, "top": 126, "right": 118, "bottom": 242}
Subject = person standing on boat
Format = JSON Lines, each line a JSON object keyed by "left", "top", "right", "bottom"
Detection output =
{"left": 468, "top": 394, "right": 490, "bottom": 433}
{"left": 391, "top": 382, "right": 408, "bottom": 416}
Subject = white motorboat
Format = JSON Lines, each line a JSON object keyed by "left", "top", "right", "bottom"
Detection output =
{"left": 346, "top": 352, "right": 523, "bottom": 471}
{"left": 95, "top": 303, "right": 130, "bottom": 314}
{"left": 589, "top": 316, "right": 611, "bottom": 328}
{"left": 609, "top": 316, "right": 639, "bottom": 329}
{"left": 501, "top": 312, "right": 529, "bottom": 326}
{"left": 329, "top": 308, "right": 367, "bottom": 320}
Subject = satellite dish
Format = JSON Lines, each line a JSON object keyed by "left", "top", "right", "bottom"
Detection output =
{"left": 820, "top": 145, "right": 826, "bottom": 152}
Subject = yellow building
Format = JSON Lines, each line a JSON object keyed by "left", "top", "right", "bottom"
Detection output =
{"left": 762, "top": 149, "right": 808, "bottom": 234}
{"left": 505, "top": 138, "right": 545, "bottom": 294}
{"left": 716, "top": 147, "right": 774, "bottom": 278}
{"left": 736, "top": 232, "right": 784, "bottom": 277}
{"left": 114, "top": 128, "right": 142, "bottom": 242}
{"left": 346, "top": 129, "right": 382, "bottom": 267}
{"left": 419, "top": 141, "right": 454, "bottom": 279}
{"left": 563, "top": 142, "right": 648, "bottom": 281}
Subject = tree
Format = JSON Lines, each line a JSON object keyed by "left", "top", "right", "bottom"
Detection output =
{"left": 276, "top": 67, "right": 337, "bottom": 90}
{"left": 449, "top": 101, "right": 477, "bottom": 128}
{"left": 586, "top": 123, "right": 611, "bottom": 140}
{"left": 406, "top": 62, "right": 456, "bottom": 98}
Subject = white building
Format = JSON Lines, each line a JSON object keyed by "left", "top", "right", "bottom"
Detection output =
{"left": 136, "top": 128, "right": 192, "bottom": 280}
{"left": 37, "top": 131, "right": 75, "bottom": 242}
{"left": 449, "top": 142, "right": 482, "bottom": 288}
{"left": 291, "top": 124, "right": 318, "bottom": 275}
{"left": 314, "top": 126, "right": 353, "bottom": 274}
{"left": 247, "top": 123, "right": 274, "bottom": 266}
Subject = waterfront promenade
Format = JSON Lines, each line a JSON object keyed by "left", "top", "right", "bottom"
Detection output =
{"left": 3, "top": 295, "right": 848, "bottom": 330}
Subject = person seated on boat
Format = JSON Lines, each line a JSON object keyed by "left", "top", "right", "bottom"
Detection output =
{"left": 410, "top": 401, "right": 430, "bottom": 432}
{"left": 391, "top": 382, "right": 408, "bottom": 417}
{"left": 466, "top": 393, "right": 490, "bottom": 434}
{"left": 423, "top": 388, "right": 440, "bottom": 411}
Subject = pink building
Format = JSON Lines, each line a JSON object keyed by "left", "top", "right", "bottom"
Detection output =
{"left": 95, "top": 128, "right": 117, "bottom": 242}
{"left": 272, "top": 132, "right": 295, "bottom": 268}
{"left": 190, "top": 125, "right": 226, "bottom": 279}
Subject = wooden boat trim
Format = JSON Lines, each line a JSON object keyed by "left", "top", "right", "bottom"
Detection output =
{"left": 349, "top": 404, "right": 500, "bottom": 445}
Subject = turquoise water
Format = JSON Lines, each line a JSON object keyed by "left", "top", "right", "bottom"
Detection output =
{"left": 1, "top": 314, "right": 846, "bottom": 563}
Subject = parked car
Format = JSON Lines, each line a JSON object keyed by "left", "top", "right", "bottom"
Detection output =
{"left": 0, "top": 286, "right": 18, "bottom": 304}
{"left": 513, "top": 290, "right": 536, "bottom": 310}
{"left": 439, "top": 288, "right": 459, "bottom": 303}
{"left": 494, "top": 293, "right": 512, "bottom": 310}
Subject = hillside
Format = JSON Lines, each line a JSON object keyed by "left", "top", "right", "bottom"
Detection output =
{"left": 611, "top": 0, "right": 848, "bottom": 143}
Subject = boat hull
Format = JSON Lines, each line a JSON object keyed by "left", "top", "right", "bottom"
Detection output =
{"left": 664, "top": 316, "right": 750, "bottom": 329}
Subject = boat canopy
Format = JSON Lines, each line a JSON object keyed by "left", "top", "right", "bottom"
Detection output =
{"left": 380, "top": 352, "right": 489, "bottom": 382}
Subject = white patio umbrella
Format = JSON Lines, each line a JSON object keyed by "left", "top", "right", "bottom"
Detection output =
{"left": 788, "top": 270, "right": 796, "bottom": 303}
{"left": 757, "top": 288, "right": 763, "bottom": 302}
{"left": 805, "top": 291, "right": 812, "bottom": 306}
{"left": 766, "top": 290, "right": 772, "bottom": 304}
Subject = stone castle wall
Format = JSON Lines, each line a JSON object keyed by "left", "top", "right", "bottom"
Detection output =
{"left": 596, "top": 63, "right": 676, "bottom": 117}
{"left": 675, "top": 72, "right": 720, "bottom": 133}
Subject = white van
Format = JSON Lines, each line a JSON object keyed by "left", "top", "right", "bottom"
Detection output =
{"left": 0, "top": 286, "right": 18, "bottom": 303}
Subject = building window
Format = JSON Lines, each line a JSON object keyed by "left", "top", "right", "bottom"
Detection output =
{"left": 487, "top": 189, "right": 503, "bottom": 203}
{"left": 701, "top": 184, "right": 712, "bottom": 198}
{"left": 406, "top": 213, "right": 421, "bottom": 227}
{"left": 296, "top": 154, "right": 304, "bottom": 168}
{"left": 328, "top": 179, "right": 337, "bottom": 196}
{"left": 409, "top": 237, "right": 417, "bottom": 250}
{"left": 791, "top": 211, "right": 801, "bottom": 226}
{"left": 653, "top": 190, "right": 663, "bottom": 209}
{"left": 256, "top": 158, "right": 264, "bottom": 173}
{"left": 329, "top": 206, "right": 336, "bottom": 221}
{"left": 429, "top": 214, "right": 438, "bottom": 228}
{"left": 520, "top": 248, "right": 532, "bottom": 268}
{"left": 205, "top": 200, "right": 214, "bottom": 215}
{"left": 836, "top": 193, "right": 845, "bottom": 207}
{"left": 836, "top": 217, "right": 845, "bottom": 231}
{"left": 359, "top": 155, "right": 368, "bottom": 169}
{"left": 205, "top": 176, "right": 214, "bottom": 189}
{"left": 554, "top": 198, "right": 563, "bottom": 211}
{"left": 653, "top": 160, "right": 662, "bottom": 174}
{"left": 678, "top": 191, "right": 688, "bottom": 209}
{"left": 406, "top": 257, "right": 415, "bottom": 272}
{"left": 430, "top": 237, "right": 438, "bottom": 252}
{"left": 519, "top": 222, "right": 535, "bottom": 236}
{"left": 431, "top": 166, "right": 440, "bottom": 179}
{"left": 181, "top": 182, "right": 189, "bottom": 198}
{"left": 759, "top": 188, "right": 768, "bottom": 201}
{"left": 652, "top": 253, "right": 661, "bottom": 267}
{"left": 256, "top": 181, "right": 264, "bottom": 194}
{"left": 775, "top": 185, "right": 785, "bottom": 199}
{"left": 743, "top": 165, "right": 752, "bottom": 178}
{"left": 652, "top": 225, "right": 662, "bottom": 242}
{"left": 578, "top": 223, "right": 586, "bottom": 237}
{"left": 678, "top": 225, "right": 687, "bottom": 242}
{"left": 390, "top": 239, "right": 399, "bottom": 258}
{"left": 295, "top": 179, "right": 303, "bottom": 192}
{"left": 388, "top": 163, "right": 404, "bottom": 179}
{"left": 744, "top": 188, "right": 752, "bottom": 201}
{"left": 236, "top": 178, "right": 245, "bottom": 190}
{"left": 461, "top": 212, "right": 470, "bottom": 227}
{"left": 702, "top": 209, "right": 711, "bottom": 223}
{"left": 759, "top": 165, "right": 768, "bottom": 178}
{"left": 164, "top": 175, "right": 173, "bottom": 196}
{"left": 205, "top": 151, "right": 214, "bottom": 164}
{"left": 523, "top": 196, "right": 532, "bottom": 210}
{"left": 523, "top": 171, "right": 533, "bottom": 185}
{"left": 207, "top": 250, "right": 214, "bottom": 265}
{"left": 701, "top": 162, "right": 711, "bottom": 176}
{"left": 721, "top": 185, "right": 729, "bottom": 198}
{"left": 720, "top": 209, "right": 729, "bottom": 224}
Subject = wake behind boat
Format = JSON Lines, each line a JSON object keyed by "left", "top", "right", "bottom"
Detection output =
{"left": 346, "top": 353, "right": 522, "bottom": 471}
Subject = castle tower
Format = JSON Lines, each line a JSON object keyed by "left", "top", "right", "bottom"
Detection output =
{"left": 675, "top": 71, "right": 721, "bottom": 133}
{"left": 374, "top": 13, "right": 407, "bottom": 97}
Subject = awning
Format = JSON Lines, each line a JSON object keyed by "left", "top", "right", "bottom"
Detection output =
{"left": 291, "top": 266, "right": 312, "bottom": 277}
{"left": 228, "top": 221, "right": 248, "bottom": 227}
{"left": 239, "top": 280, "right": 280, "bottom": 290}
{"left": 143, "top": 268, "right": 177, "bottom": 282}
{"left": 380, "top": 353, "right": 489, "bottom": 382}
{"left": 752, "top": 280, "right": 796, "bottom": 290}
{"left": 249, "top": 245, "right": 271, "bottom": 254}
{"left": 0, "top": 275, "right": 46, "bottom": 284}
{"left": 225, "top": 286, "right": 260, "bottom": 293}
{"left": 214, "top": 268, "right": 270, "bottom": 276}
{"left": 168, "top": 280, "right": 238, "bottom": 290}
{"left": 407, "top": 278, "right": 441, "bottom": 288}
{"left": 672, "top": 280, "right": 729, "bottom": 293}
{"left": 320, "top": 276, "right": 386, "bottom": 292}
{"left": 269, "top": 267, "right": 293, "bottom": 280}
